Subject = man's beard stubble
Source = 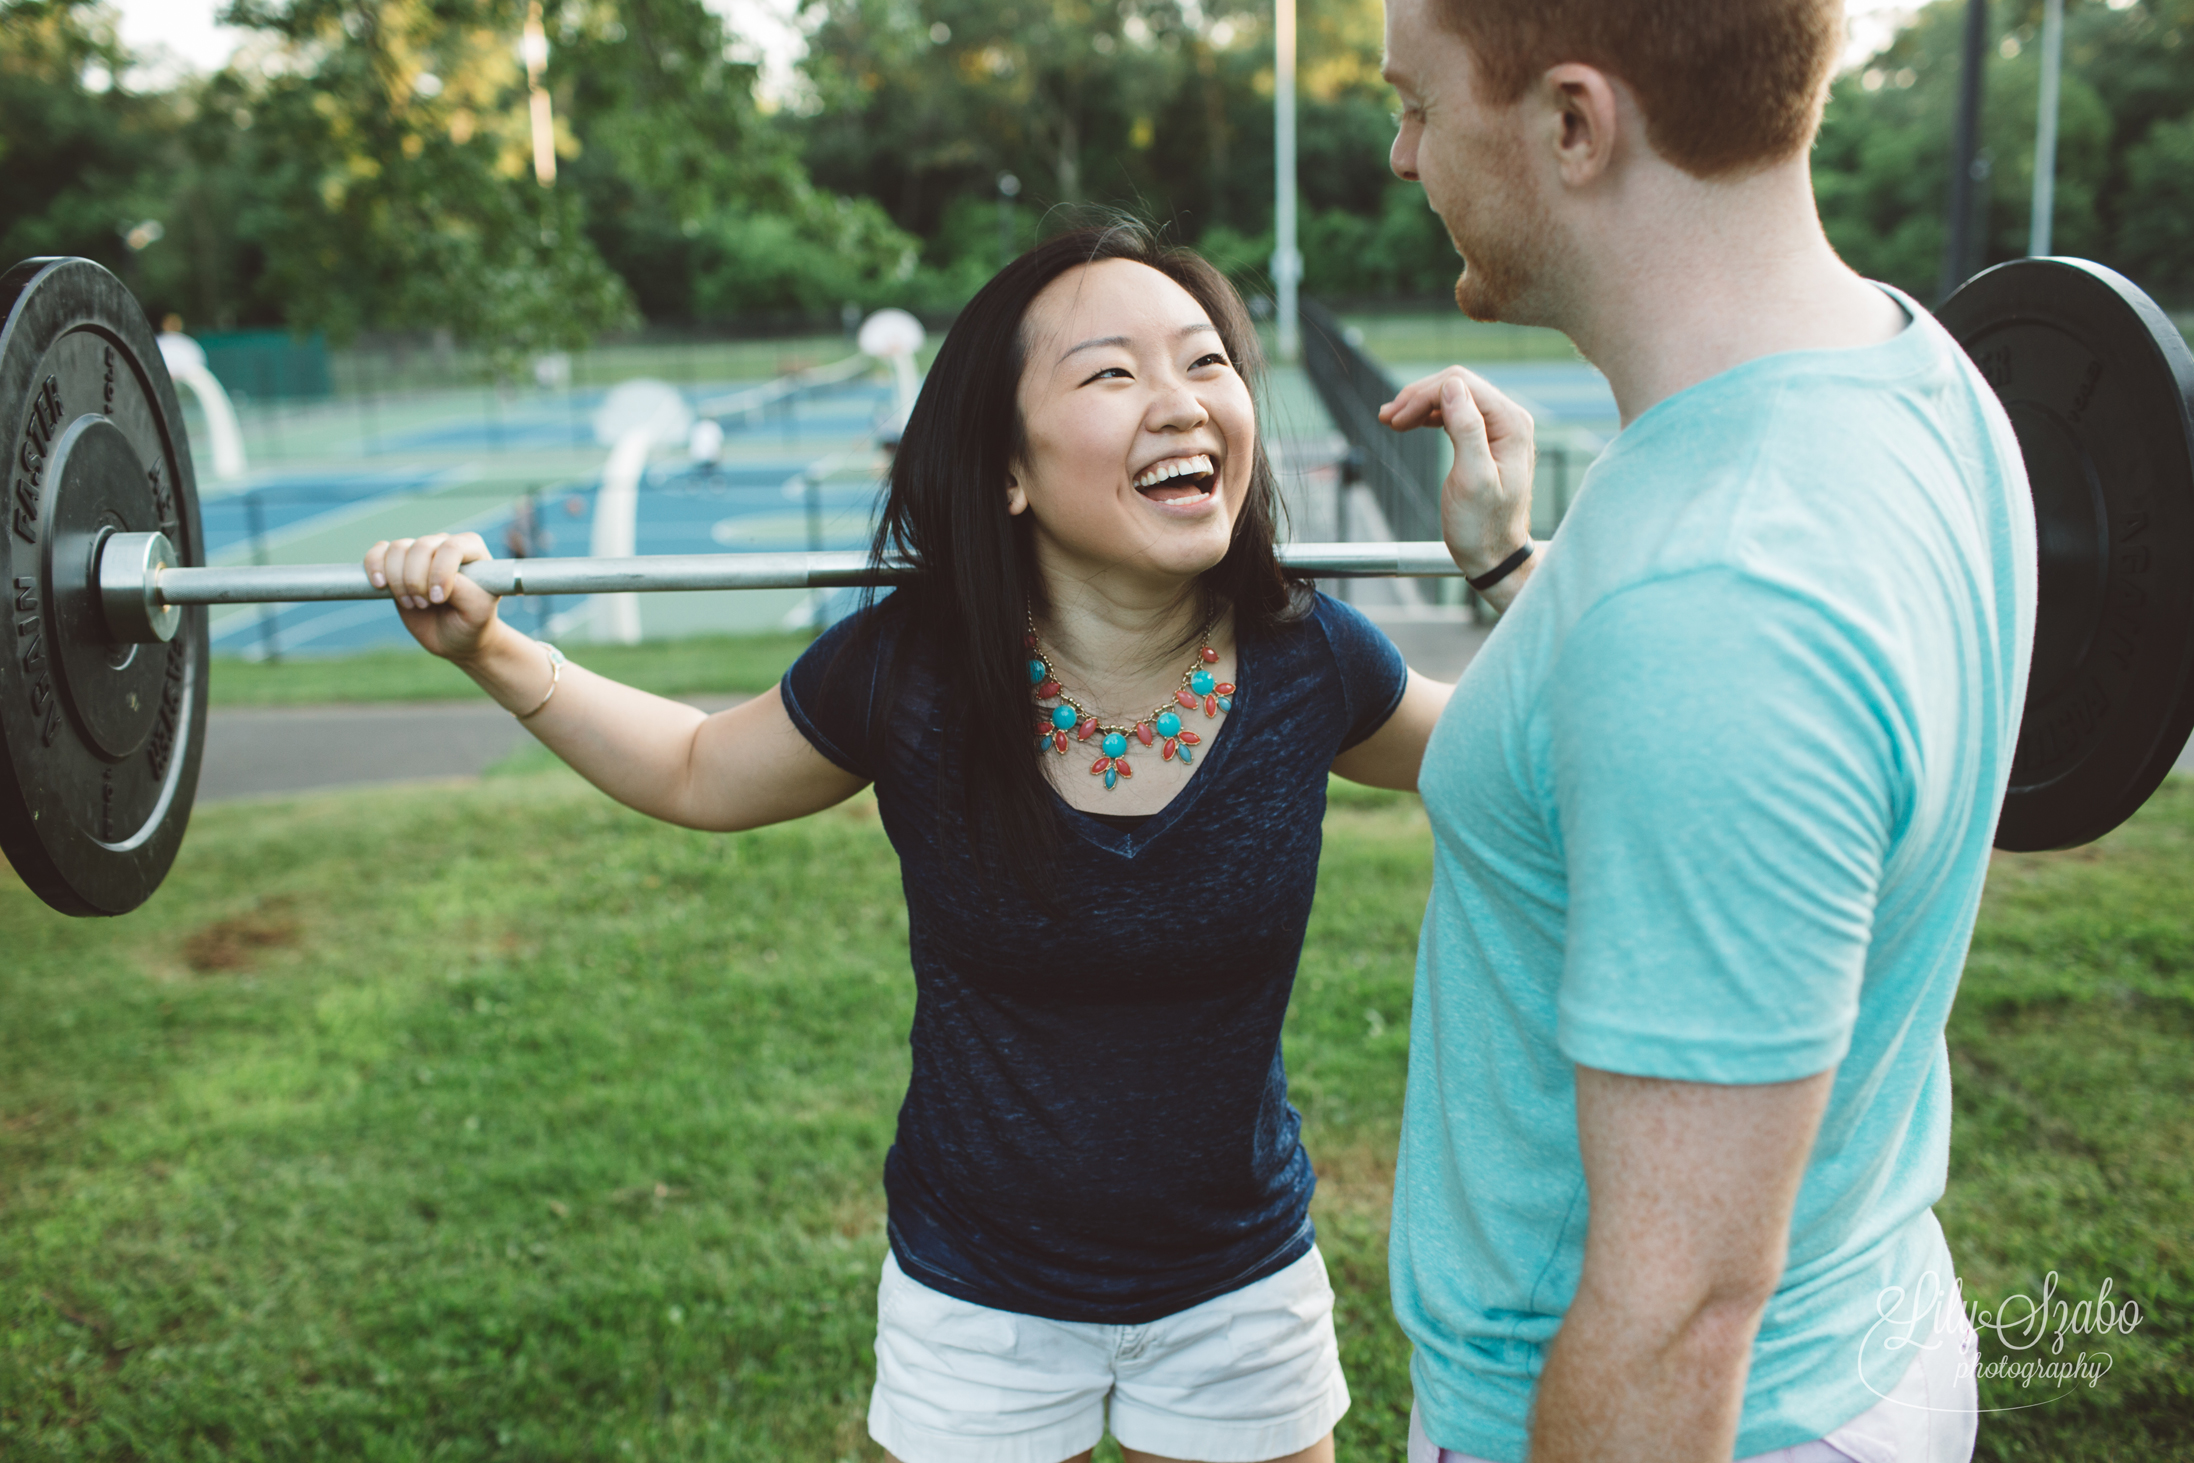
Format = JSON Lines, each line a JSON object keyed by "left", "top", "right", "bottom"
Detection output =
{"left": 1445, "top": 132, "right": 1561, "bottom": 325}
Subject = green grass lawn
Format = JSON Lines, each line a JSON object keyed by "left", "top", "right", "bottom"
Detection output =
{"left": 208, "top": 633, "right": 817, "bottom": 708}
{"left": 2, "top": 775, "right": 2187, "bottom": 1460}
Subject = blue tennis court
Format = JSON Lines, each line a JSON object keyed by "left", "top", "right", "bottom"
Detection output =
{"left": 198, "top": 373, "right": 899, "bottom": 657}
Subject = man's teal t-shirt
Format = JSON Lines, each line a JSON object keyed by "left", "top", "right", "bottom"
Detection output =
{"left": 1391, "top": 294, "right": 2035, "bottom": 1460}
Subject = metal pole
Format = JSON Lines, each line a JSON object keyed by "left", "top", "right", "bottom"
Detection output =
{"left": 243, "top": 489, "right": 280, "bottom": 662}
{"left": 139, "top": 541, "right": 1475, "bottom": 612}
{"left": 997, "top": 172, "right": 1021, "bottom": 267}
{"left": 1272, "top": 0, "right": 1302, "bottom": 363}
{"left": 360, "top": 347, "right": 379, "bottom": 454}
{"left": 1941, "top": 0, "right": 1990, "bottom": 301}
{"left": 523, "top": 0, "right": 556, "bottom": 186}
{"left": 2029, "top": 0, "right": 2064, "bottom": 257}
{"left": 1333, "top": 447, "right": 1359, "bottom": 605}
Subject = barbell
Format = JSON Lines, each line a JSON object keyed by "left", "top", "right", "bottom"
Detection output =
{"left": 3, "top": 254, "right": 2192, "bottom": 917}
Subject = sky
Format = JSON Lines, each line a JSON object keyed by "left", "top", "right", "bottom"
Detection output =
{"left": 104, "top": 0, "right": 1922, "bottom": 84}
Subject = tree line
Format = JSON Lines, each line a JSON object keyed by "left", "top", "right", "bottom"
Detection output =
{"left": 2, "top": 0, "right": 2189, "bottom": 362}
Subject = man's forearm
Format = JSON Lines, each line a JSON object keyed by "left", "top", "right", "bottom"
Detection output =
{"left": 1528, "top": 1286, "right": 1766, "bottom": 1463}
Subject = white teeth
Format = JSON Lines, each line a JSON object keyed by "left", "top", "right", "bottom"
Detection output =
{"left": 1134, "top": 453, "right": 1214, "bottom": 489}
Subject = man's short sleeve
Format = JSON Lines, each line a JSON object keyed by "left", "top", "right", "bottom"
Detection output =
{"left": 1548, "top": 570, "right": 1901, "bottom": 1084}
{"left": 1313, "top": 593, "right": 1411, "bottom": 751}
{"left": 779, "top": 603, "right": 891, "bottom": 781}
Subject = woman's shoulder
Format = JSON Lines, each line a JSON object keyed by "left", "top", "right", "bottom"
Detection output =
{"left": 1252, "top": 588, "right": 1395, "bottom": 668}
{"left": 796, "top": 590, "right": 918, "bottom": 665}
{"left": 787, "top": 593, "right": 930, "bottom": 710}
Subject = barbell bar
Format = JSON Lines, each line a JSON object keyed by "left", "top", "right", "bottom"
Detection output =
{"left": 5, "top": 254, "right": 2194, "bottom": 920}
{"left": 95, "top": 535, "right": 1469, "bottom": 639}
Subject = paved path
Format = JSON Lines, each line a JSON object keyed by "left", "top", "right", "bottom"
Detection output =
{"left": 191, "top": 619, "right": 1496, "bottom": 804}
{"left": 1362, "top": 611, "right": 1492, "bottom": 685}
{"left": 197, "top": 651, "right": 2192, "bottom": 803}
{"left": 199, "top": 696, "right": 743, "bottom": 802}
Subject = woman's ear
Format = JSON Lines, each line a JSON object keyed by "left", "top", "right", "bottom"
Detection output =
{"left": 1004, "top": 472, "right": 1028, "bottom": 516}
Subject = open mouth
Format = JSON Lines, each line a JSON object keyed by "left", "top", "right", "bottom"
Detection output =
{"left": 1133, "top": 452, "right": 1218, "bottom": 505}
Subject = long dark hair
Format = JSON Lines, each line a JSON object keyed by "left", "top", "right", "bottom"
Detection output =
{"left": 849, "top": 218, "right": 1304, "bottom": 896}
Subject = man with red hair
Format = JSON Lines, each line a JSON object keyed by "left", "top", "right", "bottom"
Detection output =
{"left": 1379, "top": 2, "right": 2032, "bottom": 1460}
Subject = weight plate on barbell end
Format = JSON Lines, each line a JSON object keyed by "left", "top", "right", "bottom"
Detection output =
{"left": 0, "top": 257, "right": 208, "bottom": 916}
{"left": 1940, "top": 258, "right": 2194, "bottom": 852}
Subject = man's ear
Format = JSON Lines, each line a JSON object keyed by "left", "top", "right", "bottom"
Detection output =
{"left": 1541, "top": 62, "right": 1621, "bottom": 187}
{"left": 1004, "top": 472, "right": 1028, "bottom": 516}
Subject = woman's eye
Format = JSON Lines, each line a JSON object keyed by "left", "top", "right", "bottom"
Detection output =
{"left": 1192, "top": 353, "right": 1231, "bottom": 371}
{"left": 1082, "top": 366, "right": 1132, "bottom": 384}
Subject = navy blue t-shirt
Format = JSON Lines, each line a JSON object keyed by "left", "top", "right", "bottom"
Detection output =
{"left": 780, "top": 590, "right": 1408, "bottom": 1324}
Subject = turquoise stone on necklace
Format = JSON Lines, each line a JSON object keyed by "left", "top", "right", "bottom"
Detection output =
{"left": 1024, "top": 615, "right": 1227, "bottom": 789}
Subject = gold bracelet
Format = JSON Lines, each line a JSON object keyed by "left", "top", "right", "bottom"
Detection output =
{"left": 515, "top": 641, "right": 565, "bottom": 721}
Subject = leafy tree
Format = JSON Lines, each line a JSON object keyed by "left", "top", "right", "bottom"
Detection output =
{"left": 551, "top": 0, "right": 920, "bottom": 322}
{"left": 795, "top": 0, "right": 1205, "bottom": 238}
{"left": 790, "top": 0, "right": 1458, "bottom": 299}
{"left": 213, "top": 0, "right": 634, "bottom": 361}
{"left": 2, "top": 0, "right": 926, "bottom": 345}
{"left": 2118, "top": 112, "right": 2194, "bottom": 298}
{"left": 0, "top": 2, "right": 174, "bottom": 287}
{"left": 1817, "top": 0, "right": 2194, "bottom": 306}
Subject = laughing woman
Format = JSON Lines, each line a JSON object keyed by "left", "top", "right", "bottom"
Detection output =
{"left": 364, "top": 222, "right": 1536, "bottom": 1463}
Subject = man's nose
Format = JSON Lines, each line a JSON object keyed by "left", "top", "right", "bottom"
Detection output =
{"left": 1391, "top": 125, "right": 1418, "bottom": 182}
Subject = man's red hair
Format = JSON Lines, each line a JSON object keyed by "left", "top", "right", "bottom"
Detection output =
{"left": 1435, "top": 0, "right": 1842, "bottom": 178}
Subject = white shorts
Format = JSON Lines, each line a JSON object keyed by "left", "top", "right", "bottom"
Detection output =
{"left": 1407, "top": 1309, "right": 1980, "bottom": 1463}
{"left": 869, "top": 1246, "right": 1351, "bottom": 1463}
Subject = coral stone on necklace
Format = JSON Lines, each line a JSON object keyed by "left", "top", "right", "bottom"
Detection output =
{"left": 1025, "top": 615, "right": 1234, "bottom": 790}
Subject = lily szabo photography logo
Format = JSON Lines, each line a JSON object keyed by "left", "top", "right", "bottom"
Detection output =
{"left": 1863, "top": 1270, "right": 2147, "bottom": 1411}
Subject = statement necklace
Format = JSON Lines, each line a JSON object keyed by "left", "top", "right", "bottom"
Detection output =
{"left": 1027, "top": 615, "right": 1235, "bottom": 790}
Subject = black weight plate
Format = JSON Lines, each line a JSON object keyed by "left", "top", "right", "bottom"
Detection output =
{"left": 1941, "top": 258, "right": 2194, "bottom": 851}
{"left": 0, "top": 258, "right": 208, "bottom": 915}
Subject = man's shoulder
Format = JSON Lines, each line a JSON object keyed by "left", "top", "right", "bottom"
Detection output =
{"left": 1620, "top": 309, "right": 2002, "bottom": 483}
{"left": 1562, "top": 312, "right": 2024, "bottom": 614}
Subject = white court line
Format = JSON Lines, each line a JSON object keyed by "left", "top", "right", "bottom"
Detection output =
{"left": 694, "top": 354, "right": 871, "bottom": 419}
{"left": 213, "top": 596, "right": 390, "bottom": 653}
{"left": 221, "top": 382, "right": 885, "bottom": 650}
{"left": 563, "top": 439, "right": 880, "bottom": 642}
{"left": 209, "top": 490, "right": 530, "bottom": 651}
{"left": 200, "top": 462, "right": 491, "bottom": 566}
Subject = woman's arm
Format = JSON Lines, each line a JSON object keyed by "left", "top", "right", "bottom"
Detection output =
{"left": 366, "top": 533, "right": 867, "bottom": 831}
{"left": 1329, "top": 670, "right": 1452, "bottom": 792}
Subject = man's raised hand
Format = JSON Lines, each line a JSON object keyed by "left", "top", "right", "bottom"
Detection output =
{"left": 1379, "top": 366, "right": 1537, "bottom": 605}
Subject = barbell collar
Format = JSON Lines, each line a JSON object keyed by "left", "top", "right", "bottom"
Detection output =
{"left": 98, "top": 531, "right": 183, "bottom": 644}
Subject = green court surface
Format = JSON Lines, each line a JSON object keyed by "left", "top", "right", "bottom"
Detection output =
{"left": 1333, "top": 313, "right": 1582, "bottom": 368}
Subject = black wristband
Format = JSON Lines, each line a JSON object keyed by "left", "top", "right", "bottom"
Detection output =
{"left": 1466, "top": 541, "right": 1535, "bottom": 593}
